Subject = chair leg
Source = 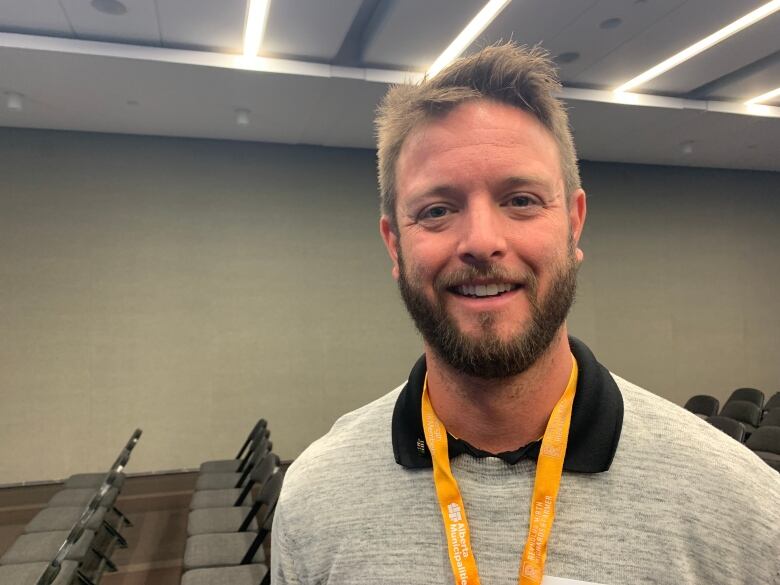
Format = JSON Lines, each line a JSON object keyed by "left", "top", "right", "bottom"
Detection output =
{"left": 77, "top": 570, "right": 97, "bottom": 585}
{"left": 113, "top": 506, "right": 133, "bottom": 527}
{"left": 91, "top": 547, "right": 118, "bottom": 572}
{"left": 103, "top": 520, "right": 128, "bottom": 547}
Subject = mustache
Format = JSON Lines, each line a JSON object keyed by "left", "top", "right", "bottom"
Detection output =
{"left": 433, "top": 265, "right": 535, "bottom": 292}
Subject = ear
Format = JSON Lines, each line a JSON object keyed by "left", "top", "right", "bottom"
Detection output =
{"left": 569, "top": 189, "right": 587, "bottom": 263}
{"left": 379, "top": 216, "right": 401, "bottom": 280}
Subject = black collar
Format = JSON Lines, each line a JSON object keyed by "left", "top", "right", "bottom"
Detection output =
{"left": 391, "top": 337, "right": 623, "bottom": 473}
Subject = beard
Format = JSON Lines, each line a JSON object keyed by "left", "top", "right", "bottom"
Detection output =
{"left": 397, "top": 243, "right": 578, "bottom": 379}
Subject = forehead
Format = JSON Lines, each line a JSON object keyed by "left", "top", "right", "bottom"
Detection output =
{"left": 396, "top": 99, "right": 563, "bottom": 197}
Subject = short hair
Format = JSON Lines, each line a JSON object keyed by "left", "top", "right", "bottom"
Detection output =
{"left": 375, "top": 42, "right": 581, "bottom": 233}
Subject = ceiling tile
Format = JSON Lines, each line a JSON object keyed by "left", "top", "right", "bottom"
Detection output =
{"left": 361, "top": 0, "right": 483, "bottom": 70}
{"left": 264, "top": 0, "right": 364, "bottom": 60}
{"left": 157, "top": 0, "right": 246, "bottom": 54}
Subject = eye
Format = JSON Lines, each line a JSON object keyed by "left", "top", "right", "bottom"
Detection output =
{"left": 419, "top": 205, "right": 450, "bottom": 220}
{"left": 507, "top": 194, "right": 538, "bottom": 208}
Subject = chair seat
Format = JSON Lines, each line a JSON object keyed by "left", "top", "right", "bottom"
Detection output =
{"left": 199, "top": 459, "right": 241, "bottom": 473}
{"left": 190, "top": 489, "right": 244, "bottom": 509}
{"left": 25, "top": 506, "right": 107, "bottom": 533}
{"left": 187, "top": 507, "right": 257, "bottom": 536}
{"left": 194, "top": 473, "right": 242, "bottom": 491}
{"left": 64, "top": 472, "right": 126, "bottom": 489}
{"left": 0, "top": 530, "right": 95, "bottom": 564}
{"left": 0, "top": 561, "right": 79, "bottom": 585}
{"left": 181, "top": 563, "right": 268, "bottom": 585}
{"left": 183, "top": 532, "right": 264, "bottom": 570}
{"left": 48, "top": 487, "right": 118, "bottom": 508}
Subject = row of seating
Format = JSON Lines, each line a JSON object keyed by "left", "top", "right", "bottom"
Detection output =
{"left": 685, "top": 388, "right": 779, "bottom": 423}
{"left": 684, "top": 390, "right": 780, "bottom": 471}
{"left": 0, "top": 430, "right": 142, "bottom": 585}
{"left": 180, "top": 418, "right": 283, "bottom": 585}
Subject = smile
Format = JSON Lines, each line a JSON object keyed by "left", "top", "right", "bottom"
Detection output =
{"left": 453, "top": 283, "right": 520, "bottom": 298}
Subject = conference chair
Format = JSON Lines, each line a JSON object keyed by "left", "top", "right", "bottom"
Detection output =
{"left": 706, "top": 416, "right": 746, "bottom": 442}
{"left": 0, "top": 560, "right": 82, "bottom": 585}
{"left": 746, "top": 426, "right": 780, "bottom": 472}
{"left": 199, "top": 419, "right": 268, "bottom": 474}
{"left": 182, "top": 501, "right": 277, "bottom": 575}
{"left": 63, "top": 429, "right": 142, "bottom": 489}
{"left": 683, "top": 394, "right": 719, "bottom": 418}
{"left": 180, "top": 512, "right": 274, "bottom": 585}
{"left": 759, "top": 408, "right": 780, "bottom": 428}
{"left": 187, "top": 452, "right": 280, "bottom": 536}
{"left": 724, "top": 387, "right": 764, "bottom": 410}
{"left": 1, "top": 477, "right": 122, "bottom": 572}
{"left": 193, "top": 438, "right": 272, "bottom": 491}
{"left": 24, "top": 470, "right": 128, "bottom": 548}
{"left": 719, "top": 400, "right": 762, "bottom": 436}
{"left": 763, "top": 392, "right": 780, "bottom": 413}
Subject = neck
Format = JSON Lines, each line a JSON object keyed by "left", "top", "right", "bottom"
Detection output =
{"left": 424, "top": 328, "right": 574, "bottom": 454}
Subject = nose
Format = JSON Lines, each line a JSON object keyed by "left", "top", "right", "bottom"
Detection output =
{"left": 456, "top": 202, "right": 507, "bottom": 266}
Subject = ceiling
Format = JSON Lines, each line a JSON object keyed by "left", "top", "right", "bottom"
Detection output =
{"left": 1, "top": 0, "right": 778, "bottom": 172}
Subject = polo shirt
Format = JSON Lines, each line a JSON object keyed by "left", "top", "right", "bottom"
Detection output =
{"left": 392, "top": 336, "right": 624, "bottom": 472}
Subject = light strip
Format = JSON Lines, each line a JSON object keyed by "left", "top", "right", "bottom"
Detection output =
{"left": 243, "top": 0, "right": 272, "bottom": 58}
{"left": 745, "top": 86, "right": 780, "bottom": 105}
{"left": 614, "top": 0, "right": 780, "bottom": 93}
{"left": 427, "top": 0, "right": 511, "bottom": 77}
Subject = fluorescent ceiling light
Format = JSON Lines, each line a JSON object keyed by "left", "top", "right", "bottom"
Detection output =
{"left": 614, "top": 0, "right": 780, "bottom": 94}
{"left": 427, "top": 0, "right": 511, "bottom": 77}
{"left": 243, "top": 0, "right": 271, "bottom": 58}
{"left": 745, "top": 86, "right": 780, "bottom": 105}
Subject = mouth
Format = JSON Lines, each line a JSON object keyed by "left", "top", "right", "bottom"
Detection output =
{"left": 449, "top": 282, "right": 521, "bottom": 299}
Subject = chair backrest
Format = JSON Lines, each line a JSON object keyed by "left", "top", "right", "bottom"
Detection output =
{"left": 746, "top": 426, "right": 780, "bottom": 455}
{"left": 706, "top": 416, "right": 746, "bottom": 442}
{"left": 726, "top": 387, "right": 764, "bottom": 409}
{"left": 236, "top": 427, "right": 271, "bottom": 472}
{"left": 126, "top": 428, "right": 143, "bottom": 452}
{"left": 236, "top": 418, "right": 268, "bottom": 460}
{"left": 240, "top": 485, "right": 280, "bottom": 564}
{"left": 239, "top": 466, "right": 283, "bottom": 533}
{"left": 719, "top": 400, "right": 761, "bottom": 427}
{"left": 684, "top": 395, "right": 719, "bottom": 417}
{"left": 250, "top": 452, "right": 280, "bottom": 484}
{"left": 764, "top": 392, "right": 780, "bottom": 412}
{"left": 760, "top": 408, "right": 780, "bottom": 428}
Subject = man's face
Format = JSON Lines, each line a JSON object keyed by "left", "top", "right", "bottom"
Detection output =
{"left": 380, "top": 99, "right": 586, "bottom": 378}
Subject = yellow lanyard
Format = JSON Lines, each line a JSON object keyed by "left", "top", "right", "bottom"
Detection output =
{"left": 421, "top": 355, "right": 578, "bottom": 585}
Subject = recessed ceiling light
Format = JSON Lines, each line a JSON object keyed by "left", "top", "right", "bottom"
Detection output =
{"left": 91, "top": 0, "right": 127, "bottom": 16}
{"left": 555, "top": 52, "right": 580, "bottom": 64}
{"left": 5, "top": 92, "right": 23, "bottom": 111}
{"left": 600, "top": 18, "right": 622, "bottom": 30}
{"left": 235, "top": 109, "right": 251, "bottom": 126}
{"left": 679, "top": 140, "right": 695, "bottom": 155}
{"left": 427, "top": 0, "right": 511, "bottom": 77}
{"left": 615, "top": 0, "right": 780, "bottom": 94}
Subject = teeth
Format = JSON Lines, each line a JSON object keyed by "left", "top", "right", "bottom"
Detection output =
{"left": 457, "top": 283, "right": 515, "bottom": 297}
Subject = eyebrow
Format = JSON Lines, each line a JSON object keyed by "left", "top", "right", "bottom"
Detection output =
{"left": 401, "top": 173, "right": 557, "bottom": 214}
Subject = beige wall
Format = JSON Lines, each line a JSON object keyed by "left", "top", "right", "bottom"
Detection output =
{"left": 0, "top": 128, "right": 778, "bottom": 484}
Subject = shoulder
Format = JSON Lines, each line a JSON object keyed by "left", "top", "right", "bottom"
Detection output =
{"left": 611, "top": 373, "right": 779, "bottom": 506}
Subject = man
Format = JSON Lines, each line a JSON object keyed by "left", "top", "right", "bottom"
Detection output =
{"left": 271, "top": 44, "right": 779, "bottom": 585}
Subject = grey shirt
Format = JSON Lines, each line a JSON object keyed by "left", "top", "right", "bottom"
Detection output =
{"left": 272, "top": 371, "right": 779, "bottom": 584}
